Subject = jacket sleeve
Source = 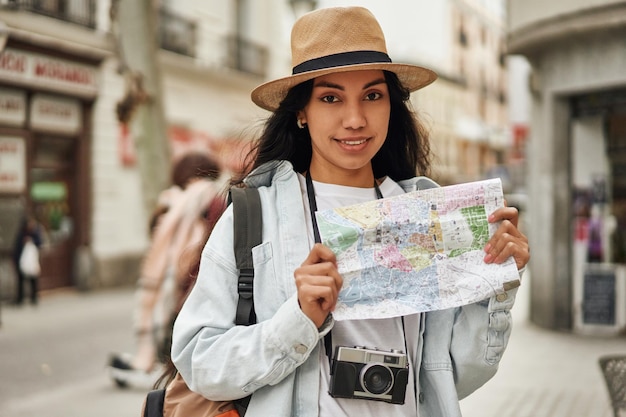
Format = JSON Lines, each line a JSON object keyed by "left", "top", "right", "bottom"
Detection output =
{"left": 170, "top": 205, "right": 329, "bottom": 401}
{"left": 449, "top": 286, "right": 518, "bottom": 399}
{"left": 419, "top": 285, "right": 517, "bottom": 417}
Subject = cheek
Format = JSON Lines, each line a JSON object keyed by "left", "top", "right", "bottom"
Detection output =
{"left": 306, "top": 114, "right": 334, "bottom": 141}
{"left": 307, "top": 124, "right": 324, "bottom": 147}
{"left": 374, "top": 115, "right": 390, "bottom": 141}
{"left": 367, "top": 103, "right": 390, "bottom": 135}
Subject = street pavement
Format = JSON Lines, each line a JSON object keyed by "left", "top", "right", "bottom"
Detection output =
{"left": 460, "top": 273, "right": 624, "bottom": 417}
{"left": 0, "top": 271, "right": 624, "bottom": 417}
{"left": 0, "top": 287, "right": 146, "bottom": 417}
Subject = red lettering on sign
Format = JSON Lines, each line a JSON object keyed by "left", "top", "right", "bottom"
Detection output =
{"left": 0, "top": 142, "right": 18, "bottom": 153}
{"left": 34, "top": 61, "right": 93, "bottom": 85}
{"left": 0, "top": 97, "right": 23, "bottom": 112}
{"left": 0, "top": 52, "right": 26, "bottom": 73}
{"left": 0, "top": 173, "right": 17, "bottom": 182}
{"left": 38, "top": 101, "right": 72, "bottom": 118}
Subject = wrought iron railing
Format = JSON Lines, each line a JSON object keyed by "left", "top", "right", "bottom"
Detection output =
{"left": 226, "top": 35, "right": 268, "bottom": 77}
{"left": 158, "top": 7, "right": 196, "bottom": 58}
{"left": 3, "top": 0, "right": 96, "bottom": 29}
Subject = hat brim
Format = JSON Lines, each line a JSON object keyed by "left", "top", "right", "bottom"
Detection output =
{"left": 251, "top": 63, "right": 438, "bottom": 112}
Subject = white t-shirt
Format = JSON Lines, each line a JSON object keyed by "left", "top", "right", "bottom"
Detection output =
{"left": 297, "top": 174, "right": 420, "bottom": 417}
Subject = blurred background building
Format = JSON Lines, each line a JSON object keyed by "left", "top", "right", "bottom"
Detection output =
{"left": 3, "top": 0, "right": 621, "bottom": 339}
{"left": 508, "top": 0, "right": 626, "bottom": 335}
{"left": 0, "top": 0, "right": 272, "bottom": 294}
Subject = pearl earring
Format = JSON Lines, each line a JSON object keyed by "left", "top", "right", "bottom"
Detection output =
{"left": 297, "top": 119, "right": 306, "bottom": 129}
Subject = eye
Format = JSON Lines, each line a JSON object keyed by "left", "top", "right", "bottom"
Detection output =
{"left": 320, "top": 95, "right": 339, "bottom": 103}
{"left": 365, "top": 92, "right": 382, "bottom": 101}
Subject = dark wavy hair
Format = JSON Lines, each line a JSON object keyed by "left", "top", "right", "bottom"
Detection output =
{"left": 233, "top": 71, "right": 431, "bottom": 185}
{"left": 172, "top": 152, "right": 221, "bottom": 189}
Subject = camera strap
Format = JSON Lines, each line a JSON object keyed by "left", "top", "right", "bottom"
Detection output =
{"left": 305, "top": 171, "right": 384, "bottom": 361}
{"left": 305, "top": 170, "right": 383, "bottom": 244}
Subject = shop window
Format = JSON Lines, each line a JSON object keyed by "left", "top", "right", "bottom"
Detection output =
{"left": 30, "top": 181, "right": 71, "bottom": 242}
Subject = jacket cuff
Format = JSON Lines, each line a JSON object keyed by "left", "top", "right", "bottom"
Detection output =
{"left": 265, "top": 294, "right": 324, "bottom": 362}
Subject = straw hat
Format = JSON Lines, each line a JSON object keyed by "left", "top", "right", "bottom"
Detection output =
{"left": 251, "top": 6, "right": 438, "bottom": 111}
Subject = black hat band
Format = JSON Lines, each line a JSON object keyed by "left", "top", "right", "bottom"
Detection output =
{"left": 292, "top": 50, "right": 392, "bottom": 75}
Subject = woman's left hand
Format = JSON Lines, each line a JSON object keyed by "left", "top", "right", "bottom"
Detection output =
{"left": 484, "top": 206, "right": 530, "bottom": 270}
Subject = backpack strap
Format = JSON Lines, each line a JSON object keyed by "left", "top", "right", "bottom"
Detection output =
{"left": 143, "top": 388, "right": 165, "bottom": 417}
{"left": 230, "top": 187, "right": 262, "bottom": 326}
{"left": 139, "top": 188, "right": 261, "bottom": 417}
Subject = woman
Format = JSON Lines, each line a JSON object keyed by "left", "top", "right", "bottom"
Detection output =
{"left": 171, "top": 7, "right": 530, "bottom": 417}
{"left": 109, "top": 152, "right": 226, "bottom": 388}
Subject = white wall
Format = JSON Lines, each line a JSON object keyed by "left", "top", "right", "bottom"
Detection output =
{"left": 507, "top": 55, "right": 531, "bottom": 125}
{"left": 571, "top": 116, "right": 608, "bottom": 188}
{"left": 507, "top": 0, "right": 625, "bottom": 32}
{"left": 91, "top": 57, "right": 148, "bottom": 258}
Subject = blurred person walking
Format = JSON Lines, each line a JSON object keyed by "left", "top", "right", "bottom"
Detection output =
{"left": 12, "top": 214, "right": 45, "bottom": 306}
{"left": 109, "top": 152, "right": 227, "bottom": 388}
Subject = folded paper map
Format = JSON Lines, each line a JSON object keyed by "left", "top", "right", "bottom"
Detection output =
{"left": 315, "top": 178, "right": 520, "bottom": 320}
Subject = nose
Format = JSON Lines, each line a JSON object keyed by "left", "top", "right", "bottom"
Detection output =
{"left": 342, "top": 100, "right": 366, "bottom": 130}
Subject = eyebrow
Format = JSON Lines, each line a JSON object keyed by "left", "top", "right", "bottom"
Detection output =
{"left": 313, "top": 78, "right": 387, "bottom": 91}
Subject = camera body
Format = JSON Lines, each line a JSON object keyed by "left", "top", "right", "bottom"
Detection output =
{"left": 329, "top": 345, "right": 409, "bottom": 404}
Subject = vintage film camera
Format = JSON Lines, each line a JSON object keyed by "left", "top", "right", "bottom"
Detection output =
{"left": 329, "top": 346, "right": 409, "bottom": 404}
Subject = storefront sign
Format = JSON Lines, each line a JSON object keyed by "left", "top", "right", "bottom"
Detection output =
{"left": 30, "top": 94, "right": 82, "bottom": 134}
{"left": 0, "top": 136, "right": 26, "bottom": 193}
{"left": 0, "top": 48, "right": 98, "bottom": 97}
{"left": 0, "top": 88, "right": 26, "bottom": 127}
{"left": 583, "top": 266, "right": 616, "bottom": 325}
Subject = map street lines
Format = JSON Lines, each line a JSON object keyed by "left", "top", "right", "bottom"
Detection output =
{"left": 315, "top": 178, "right": 520, "bottom": 320}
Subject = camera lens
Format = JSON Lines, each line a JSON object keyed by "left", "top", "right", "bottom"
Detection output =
{"left": 360, "top": 364, "right": 394, "bottom": 395}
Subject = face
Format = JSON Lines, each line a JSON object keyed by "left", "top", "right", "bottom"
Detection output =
{"left": 299, "top": 70, "right": 390, "bottom": 187}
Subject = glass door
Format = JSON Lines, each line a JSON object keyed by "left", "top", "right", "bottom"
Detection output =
{"left": 30, "top": 135, "right": 77, "bottom": 290}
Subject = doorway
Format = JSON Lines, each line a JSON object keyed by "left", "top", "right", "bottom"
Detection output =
{"left": 30, "top": 134, "right": 78, "bottom": 290}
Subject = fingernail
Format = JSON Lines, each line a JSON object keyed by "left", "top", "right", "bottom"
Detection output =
{"left": 484, "top": 253, "right": 493, "bottom": 263}
{"left": 488, "top": 214, "right": 495, "bottom": 222}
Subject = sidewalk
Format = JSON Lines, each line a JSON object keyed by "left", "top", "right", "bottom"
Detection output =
{"left": 460, "top": 271, "right": 624, "bottom": 417}
{"left": 1, "top": 273, "right": 623, "bottom": 417}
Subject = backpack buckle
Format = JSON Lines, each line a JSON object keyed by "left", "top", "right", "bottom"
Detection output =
{"left": 238, "top": 268, "right": 254, "bottom": 299}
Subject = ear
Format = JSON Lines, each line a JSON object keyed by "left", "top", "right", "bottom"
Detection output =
{"left": 296, "top": 111, "right": 307, "bottom": 125}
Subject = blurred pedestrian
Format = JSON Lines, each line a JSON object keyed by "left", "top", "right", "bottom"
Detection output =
{"left": 109, "top": 151, "right": 227, "bottom": 388}
{"left": 12, "top": 215, "right": 44, "bottom": 306}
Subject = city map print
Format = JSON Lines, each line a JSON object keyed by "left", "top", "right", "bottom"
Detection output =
{"left": 315, "top": 178, "right": 520, "bottom": 320}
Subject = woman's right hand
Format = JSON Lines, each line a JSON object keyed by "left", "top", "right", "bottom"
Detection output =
{"left": 294, "top": 243, "right": 343, "bottom": 328}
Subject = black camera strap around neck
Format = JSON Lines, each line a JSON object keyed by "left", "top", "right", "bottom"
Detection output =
{"left": 305, "top": 171, "right": 382, "bottom": 244}
{"left": 304, "top": 170, "right": 385, "bottom": 361}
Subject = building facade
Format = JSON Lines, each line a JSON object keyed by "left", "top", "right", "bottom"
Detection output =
{"left": 0, "top": 0, "right": 278, "bottom": 296}
{"left": 508, "top": 0, "right": 626, "bottom": 335}
{"left": 0, "top": 0, "right": 514, "bottom": 300}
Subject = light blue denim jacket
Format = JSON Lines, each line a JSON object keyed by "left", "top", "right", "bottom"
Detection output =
{"left": 171, "top": 160, "right": 518, "bottom": 417}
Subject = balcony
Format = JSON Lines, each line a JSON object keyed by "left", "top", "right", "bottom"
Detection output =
{"left": 226, "top": 35, "right": 268, "bottom": 77}
{"left": 3, "top": 0, "right": 96, "bottom": 29}
{"left": 158, "top": 7, "right": 196, "bottom": 58}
